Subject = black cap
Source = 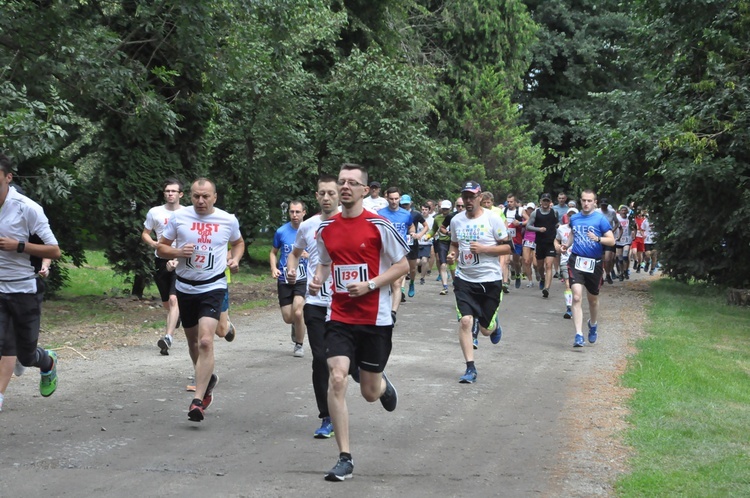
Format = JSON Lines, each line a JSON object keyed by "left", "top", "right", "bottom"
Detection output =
{"left": 600, "top": 198, "right": 609, "bottom": 205}
{"left": 540, "top": 193, "right": 552, "bottom": 201}
{"left": 369, "top": 181, "right": 381, "bottom": 188}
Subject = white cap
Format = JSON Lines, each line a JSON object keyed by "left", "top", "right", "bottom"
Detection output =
{"left": 440, "top": 200, "right": 452, "bottom": 209}
{"left": 525, "top": 202, "right": 536, "bottom": 210}
{"left": 567, "top": 207, "right": 579, "bottom": 214}
{"left": 567, "top": 200, "right": 576, "bottom": 207}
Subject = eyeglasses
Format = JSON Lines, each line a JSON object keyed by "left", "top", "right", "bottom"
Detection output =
{"left": 336, "top": 179, "right": 365, "bottom": 188}
{"left": 456, "top": 204, "right": 465, "bottom": 208}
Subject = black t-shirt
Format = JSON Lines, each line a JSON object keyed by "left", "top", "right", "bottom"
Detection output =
{"left": 533, "top": 209, "right": 558, "bottom": 244}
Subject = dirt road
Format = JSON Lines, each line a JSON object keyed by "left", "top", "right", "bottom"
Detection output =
{"left": 0, "top": 272, "right": 650, "bottom": 497}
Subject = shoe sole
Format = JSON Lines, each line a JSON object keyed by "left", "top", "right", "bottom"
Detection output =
{"left": 157, "top": 338, "right": 170, "bottom": 356}
{"left": 314, "top": 431, "right": 335, "bottom": 439}
{"left": 40, "top": 352, "right": 57, "bottom": 397}
{"left": 225, "top": 323, "right": 235, "bottom": 342}
{"left": 325, "top": 472, "right": 352, "bottom": 481}
{"left": 564, "top": 313, "right": 572, "bottom": 319}
{"left": 542, "top": 289, "right": 549, "bottom": 298}
{"left": 188, "top": 407, "right": 204, "bottom": 422}
{"left": 459, "top": 376, "right": 477, "bottom": 384}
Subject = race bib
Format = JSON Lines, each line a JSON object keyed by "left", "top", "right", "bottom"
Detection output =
{"left": 283, "top": 263, "right": 307, "bottom": 282}
{"left": 574, "top": 256, "right": 596, "bottom": 273}
{"left": 333, "top": 263, "right": 368, "bottom": 293}
{"left": 459, "top": 250, "right": 479, "bottom": 267}
{"left": 320, "top": 276, "right": 334, "bottom": 298}
{"left": 523, "top": 240, "right": 536, "bottom": 249}
{"left": 507, "top": 227, "right": 516, "bottom": 238}
{"left": 190, "top": 248, "right": 212, "bottom": 271}
{"left": 406, "top": 234, "right": 413, "bottom": 245}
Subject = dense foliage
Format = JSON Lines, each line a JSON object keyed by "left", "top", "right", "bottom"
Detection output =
{"left": 2, "top": 0, "right": 748, "bottom": 289}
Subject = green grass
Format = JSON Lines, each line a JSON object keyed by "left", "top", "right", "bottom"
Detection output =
{"left": 616, "top": 280, "right": 750, "bottom": 497}
{"left": 57, "top": 241, "right": 274, "bottom": 299}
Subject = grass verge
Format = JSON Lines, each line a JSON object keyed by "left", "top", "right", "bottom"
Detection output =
{"left": 616, "top": 279, "right": 750, "bottom": 496}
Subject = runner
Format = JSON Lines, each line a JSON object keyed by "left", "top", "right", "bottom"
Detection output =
{"left": 378, "top": 187, "right": 415, "bottom": 323}
{"left": 0, "top": 153, "right": 62, "bottom": 403}
{"left": 309, "top": 163, "right": 409, "bottom": 481}
{"left": 563, "top": 190, "right": 615, "bottom": 347}
{"left": 270, "top": 201, "right": 308, "bottom": 357}
{"left": 157, "top": 177, "right": 244, "bottom": 422}
{"left": 427, "top": 200, "right": 453, "bottom": 295}
{"left": 614, "top": 205, "right": 633, "bottom": 281}
{"left": 525, "top": 193, "right": 559, "bottom": 298}
{"left": 400, "top": 195, "right": 428, "bottom": 299}
{"left": 417, "top": 203, "right": 434, "bottom": 285}
{"left": 142, "top": 178, "right": 184, "bottom": 355}
{"left": 286, "top": 174, "right": 340, "bottom": 439}
{"left": 555, "top": 207, "right": 577, "bottom": 319}
{"left": 503, "top": 194, "right": 526, "bottom": 290}
{"left": 362, "top": 180, "right": 387, "bottom": 213}
{"left": 595, "top": 198, "right": 618, "bottom": 284}
{"left": 521, "top": 203, "right": 538, "bottom": 288}
{"left": 446, "top": 181, "right": 510, "bottom": 384}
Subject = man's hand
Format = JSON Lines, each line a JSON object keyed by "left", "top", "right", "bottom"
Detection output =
{"left": 166, "top": 259, "right": 178, "bottom": 272}
{"left": 0, "top": 237, "right": 21, "bottom": 252}
{"left": 347, "top": 281, "right": 369, "bottom": 297}
{"left": 227, "top": 258, "right": 240, "bottom": 274}
{"left": 181, "top": 243, "right": 196, "bottom": 258}
{"left": 446, "top": 251, "right": 456, "bottom": 265}
{"left": 308, "top": 275, "right": 322, "bottom": 295}
{"left": 271, "top": 267, "right": 281, "bottom": 279}
{"left": 286, "top": 267, "right": 297, "bottom": 284}
{"left": 469, "top": 242, "right": 483, "bottom": 254}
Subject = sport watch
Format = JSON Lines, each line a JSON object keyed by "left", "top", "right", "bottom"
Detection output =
{"left": 367, "top": 280, "right": 377, "bottom": 291}
{"left": 16, "top": 241, "right": 25, "bottom": 253}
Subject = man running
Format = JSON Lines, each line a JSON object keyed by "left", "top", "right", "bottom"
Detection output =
{"left": 614, "top": 205, "right": 633, "bottom": 281}
{"left": 503, "top": 194, "right": 526, "bottom": 290}
{"left": 142, "top": 178, "right": 184, "bottom": 355}
{"left": 400, "top": 194, "right": 428, "bottom": 299}
{"left": 287, "top": 174, "right": 339, "bottom": 439}
{"left": 596, "top": 198, "right": 618, "bottom": 284}
{"left": 563, "top": 190, "right": 615, "bottom": 347}
{"left": 158, "top": 177, "right": 244, "bottom": 422}
{"left": 378, "top": 187, "right": 414, "bottom": 323}
{"left": 270, "top": 201, "right": 308, "bottom": 357}
{"left": 447, "top": 181, "right": 510, "bottom": 384}
{"left": 362, "top": 180, "right": 387, "bottom": 213}
{"left": 0, "top": 153, "right": 61, "bottom": 401}
{"left": 525, "top": 193, "right": 559, "bottom": 298}
{"left": 309, "top": 163, "right": 408, "bottom": 481}
{"left": 427, "top": 200, "right": 453, "bottom": 295}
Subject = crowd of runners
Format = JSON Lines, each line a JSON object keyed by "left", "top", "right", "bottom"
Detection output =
{"left": 0, "top": 151, "right": 660, "bottom": 481}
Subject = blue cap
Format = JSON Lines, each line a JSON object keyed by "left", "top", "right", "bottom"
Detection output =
{"left": 400, "top": 194, "right": 412, "bottom": 205}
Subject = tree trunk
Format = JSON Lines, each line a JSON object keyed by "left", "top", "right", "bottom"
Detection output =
{"left": 131, "top": 274, "right": 146, "bottom": 299}
{"left": 727, "top": 288, "right": 750, "bottom": 306}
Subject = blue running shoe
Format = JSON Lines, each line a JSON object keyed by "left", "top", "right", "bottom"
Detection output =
{"left": 436, "top": 275, "right": 442, "bottom": 281}
{"left": 490, "top": 322, "right": 502, "bottom": 344}
{"left": 459, "top": 367, "right": 477, "bottom": 384}
{"left": 588, "top": 320, "right": 598, "bottom": 343}
{"left": 472, "top": 337, "right": 479, "bottom": 350}
{"left": 515, "top": 277, "right": 521, "bottom": 289}
{"left": 314, "top": 417, "right": 334, "bottom": 439}
{"left": 408, "top": 281, "right": 415, "bottom": 298}
{"left": 539, "top": 279, "right": 545, "bottom": 290}
{"left": 563, "top": 307, "right": 572, "bottom": 319}
{"left": 574, "top": 334, "right": 585, "bottom": 347}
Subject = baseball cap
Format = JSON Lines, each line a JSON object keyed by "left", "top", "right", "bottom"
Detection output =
{"left": 567, "top": 207, "right": 579, "bottom": 214}
{"left": 567, "top": 200, "right": 576, "bottom": 207}
{"left": 540, "top": 193, "right": 552, "bottom": 201}
{"left": 600, "top": 197, "right": 609, "bottom": 205}
{"left": 461, "top": 181, "right": 481, "bottom": 194}
{"left": 618, "top": 204, "right": 628, "bottom": 211}
{"left": 400, "top": 194, "right": 412, "bottom": 205}
{"left": 440, "top": 200, "right": 452, "bottom": 209}
{"left": 369, "top": 181, "right": 381, "bottom": 188}
{"left": 525, "top": 202, "right": 536, "bottom": 210}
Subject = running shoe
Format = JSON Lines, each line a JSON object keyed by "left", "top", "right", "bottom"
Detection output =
{"left": 408, "top": 281, "right": 415, "bottom": 298}
{"left": 606, "top": 274, "right": 613, "bottom": 285}
{"left": 490, "top": 322, "right": 502, "bottom": 344}
{"left": 539, "top": 279, "right": 545, "bottom": 290}
{"left": 202, "top": 374, "right": 219, "bottom": 409}
{"left": 158, "top": 335, "right": 172, "bottom": 356}
{"left": 502, "top": 283, "right": 510, "bottom": 294}
{"left": 314, "top": 416, "right": 334, "bottom": 439}
{"left": 439, "top": 287, "right": 448, "bottom": 295}
{"left": 574, "top": 334, "right": 585, "bottom": 347}
{"left": 588, "top": 320, "right": 598, "bottom": 344}
{"left": 39, "top": 350, "right": 57, "bottom": 397}
{"left": 401, "top": 292, "right": 406, "bottom": 303}
{"left": 391, "top": 310, "right": 397, "bottom": 324}
{"left": 379, "top": 372, "right": 398, "bottom": 412}
{"left": 325, "top": 456, "right": 354, "bottom": 481}
{"left": 293, "top": 343, "right": 305, "bottom": 357}
{"left": 225, "top": 322, "right": 236, "bottom": 342}
{"left": 515, "top": 277, "right": 521, "bottom": 289}
{"left": 436, "top": 275, "right": 442, "bottom": 281}
{"left": 419, "top": 278, "right": 425, "bottom": 285}
{"left": 472, "top": 337, "right": 479, "bottom": 349}
{"left": 619, "top": 273, "right": 625, "bottom": 282}
{"left": 625, "top": 271, "right": 630, "bottom": 280}
{"left": 188, "top": 399, "right": 204, "bottom": 422}
{"left": 563, "top": 306, "right": 572, "bottom": 319}
{"left": 542, "top": 288, "right": 549, "bottom": 298}
{"left": 636, "top": 268, "right": 641, "bottom": 274}
{"left": 14, "top": 359, "right": 26, "bottom": 377}
{"left": 459, "top": 367, "right": 477, "bottom": 384}
{"left": 649, "top": 269, "right": 654, "bottom": 276}
{"left": 526, "top": 282, "right": 533, "bottom": 288}
{"left": 553, "top": 272, "right": 559, "bottom": 279}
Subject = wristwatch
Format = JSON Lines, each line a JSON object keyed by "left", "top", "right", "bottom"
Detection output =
{"left": 367, "top": 280, "right": 377, "bottom": 291}
{"left": 16, "top": 241, "right": 25, "bottom": 253}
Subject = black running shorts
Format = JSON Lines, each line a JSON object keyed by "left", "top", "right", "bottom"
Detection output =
{"left": 453, "top": 277, "right": 502, "bottom": 330}
{"left": 175, "top": 288, "right": 225, "bottom": 328}
{"left": 324, "top": 320, "right": 393, "bottom": 373}
{"left": 567, "top": 254, "right": 604, "bottom": 296}
{"left": 277, "top": 280, "right": 307, "bottom": 307}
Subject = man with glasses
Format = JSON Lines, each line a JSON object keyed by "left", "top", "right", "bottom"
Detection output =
{"left": 446, "top": 181, "right": 510, "bottom": 383}
{"left": 142, "top": 178, "right": 184, "bottom": 355}
{"left": 309, "top": 163, "right": 409, "bottom": 481}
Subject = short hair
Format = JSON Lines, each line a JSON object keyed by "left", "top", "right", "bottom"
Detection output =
{"left": 506, "top": 193, "right": 515, "bottom": 200}
{"left": 163, "top": 177, "right": 184, "bottom": 191}
{"left": 192, "top": 177, "right": 216, "bottom": 192}
{"left": 317, "top": 174, "right": 338, "bottom": 186}
{"left": 0, "top": 153, "right": 14, "bottom": 176}
{"left": 581, "top": 188, "right": 597, "bottom": 200}
{"left": 339, "top": 163, "right": 368, "bottom": 185}
{"left": 481, "top": 192, "right": 494, "bottom": 202}
{"left": 385, "top": 186, "right": 401, "bottom": 196}
{"left": 289, "top": 199, "right": 307, "bottom": 211}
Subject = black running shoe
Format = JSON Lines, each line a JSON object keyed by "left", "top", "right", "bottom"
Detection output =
{"left": 202, "top": 374, "right": 219, "bottom": 409}
{"left": 225, "top": 323, "right": 236, "bottom": 342}
{"left": 379, "top": 372, "right": 398, "bottom": 412}
{"left": 157, "top": 336, "right": 172, "bottom": 356}
{"left": 325, "top": 456, "right": 353, "bottom": 481}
